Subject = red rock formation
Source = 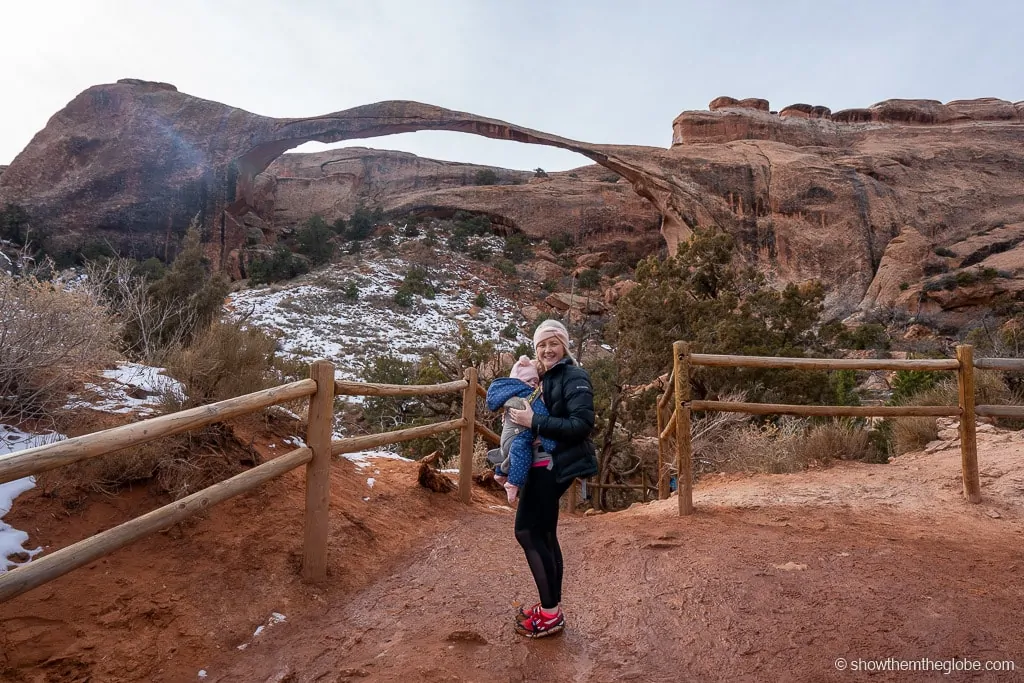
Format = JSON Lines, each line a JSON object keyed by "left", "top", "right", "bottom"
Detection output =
{"left": 255, "top": 148, "right": 659, "bottom": 246}
{"left": 779, "top": 103, "right": 832, "bottom": 120}
{"left": 2, "top": 82, "right": 1024, "bottom": 321}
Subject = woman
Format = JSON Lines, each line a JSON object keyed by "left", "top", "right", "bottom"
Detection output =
{"left": 507, "top": 319, "right": 597, "bottom": 638}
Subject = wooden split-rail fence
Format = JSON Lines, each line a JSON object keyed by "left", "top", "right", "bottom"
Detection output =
{"left": 656, "top": 342, "right": 1024, "bottom": 516}
{"left": 2, "top": 343, "right": 1021, "bottom": 603}
{"left": 0, "top": 361, "right": 500, "bottom": 604}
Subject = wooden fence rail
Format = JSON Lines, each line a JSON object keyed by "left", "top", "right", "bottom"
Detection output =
{"left": 0, "top": 360, "right": 487, "bottom": 604}
{"left": 654, "top": 344, "right": 1021, "bottom": 515}
{"left": 0, "top": 379, "right": 317, "bottom": 486}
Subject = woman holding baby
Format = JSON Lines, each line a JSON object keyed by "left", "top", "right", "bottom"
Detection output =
{"left": 504, "top": 318, "right": 597, "bottom": 638}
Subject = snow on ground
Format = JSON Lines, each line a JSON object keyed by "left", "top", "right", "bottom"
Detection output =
{"left": 65, "top": 362, "right": 185, "bottom": 416}
{"left": 227, "top": 232, "right": 530, "bottom": 383}
{"left": 341, "top": 450, "right": 414, "bottom": 469}
{"left": 1, "top": 425, "right": 65, "bottom": 572}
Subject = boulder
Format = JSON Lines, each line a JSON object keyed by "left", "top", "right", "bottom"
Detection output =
{"left": 544, "top": 292, "right": 606, "bottom": 315}
{"left": 858, "top": 227, "right": 933, "bottom": 311}
{"left": 604, "top": 279, "right": 638, "bottom": 305}
{"left": 521, "top": 259, "right": 564, "bottom": 283}
{"left": 520, "top": 305, "right": 543, "bottom": 323}
{"left": 576, "top": 251, "right": 608, "bottom": 269}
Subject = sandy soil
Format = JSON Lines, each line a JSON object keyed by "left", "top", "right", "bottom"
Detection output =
{"left": 2, "top": 420, "right": 1023, "bottom": 682}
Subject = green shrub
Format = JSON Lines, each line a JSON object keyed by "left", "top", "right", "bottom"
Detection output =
{"left": 473, "top": 291, "right": 488, "bottom": 308}
{"left": 448, "top": 231, "right": 469, "bottom": 252}
{"left": 899, "top": 281, "right": 909, "bottom": 291}
{"left": 829, "top": 369, "right": 860, "bottom": 406}
{"left": 468, "top": 241, "right": 491, "bottom": 262}
{"left": 577, "top": 268, "right": 601, "bottom": 290}
{"left": 889, "top": 370, "right": 939, "bottom": 405}
{"left": 248, "top": 246, "right": 309, "bottom": 285}
{"left": 343, "top": 280, "right": 358, "bottom": 302}
{"left": 955, "top": 270, "right": 978, "bottom": 287}
{"left": 503, "top": 234, "right": 533, "bottom": 263}
{"left": 346, "top": 205, "right": 383, "bottom": 241}
{"left": 455, "top": 214, "right": 491, "bottom": 237}
{"left": 295, "top": 215, "right": 335, "bottom": 265}
{"left": 502, "top": 322, "right": 519, "bottom": 339}
{"left": 331, "top": 217, "right": 347, "bottom": 234}
{"left": 933, "top": 246, "right": 956, "bottom": 258}
{"left": 403, "top": 223, "right": 420, "bottom": 238}
{"left": 494, "top": 258, "right": 517, "bottom": 277}
{"left": 534, "top": 167, "right": 548, "bottom": 178}
{"left": 549, "top": 232, "right": 573, "bottom": 254}
{"left": 402, "top": 266, "right": 435, "bottom": 298}
{"left": 473, "top": 169, "right": 498, "bottom": 186}
{"left": 393, "top": 288, "right": 413, "bottom": 308}
{"left": 541, "top": 279, "right": 558, "bottom": 292}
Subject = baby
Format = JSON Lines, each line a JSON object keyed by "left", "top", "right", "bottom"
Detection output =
{"left": 485, "top": 356, "right": 557, "bottom": 503}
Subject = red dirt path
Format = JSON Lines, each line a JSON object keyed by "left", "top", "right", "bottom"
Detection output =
{"left": 3, "top": 423, "right": 1023, "bottom": 682}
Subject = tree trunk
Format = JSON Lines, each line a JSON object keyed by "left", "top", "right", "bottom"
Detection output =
{"left": 596, "top": 386, "right": 623, "bottom": 510}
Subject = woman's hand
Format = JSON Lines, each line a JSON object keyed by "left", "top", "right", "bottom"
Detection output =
{"left": 508, "top": 403, "right": 534, "bottom": 427}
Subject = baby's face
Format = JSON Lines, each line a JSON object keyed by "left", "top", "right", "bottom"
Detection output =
{"left": 526, "top": 377, "right": 540, "bottom": 388}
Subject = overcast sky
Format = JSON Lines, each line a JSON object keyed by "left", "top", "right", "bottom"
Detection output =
{"left": 2, "top": 0, "right": 1022, "bottom": 170}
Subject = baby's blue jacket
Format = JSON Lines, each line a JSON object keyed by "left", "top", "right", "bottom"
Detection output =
{"left": 486, "top": 377, "right": 557, "bottom": 486}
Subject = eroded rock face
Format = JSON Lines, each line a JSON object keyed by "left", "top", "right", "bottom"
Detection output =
{"left": 257, "top": 148, "right": 659, "bottom": 246}
{"left": 2, "top": 82, "right": 1024, "bottom": 321}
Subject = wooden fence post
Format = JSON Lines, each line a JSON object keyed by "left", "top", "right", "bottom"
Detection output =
{"left": 656, "top": 399, "right": 667, "bottom": 500}
{"left": 459, "top": 367, "right": 478, "bottom": 504}
{"left": 956, "top": 345, "right": 982, "bottom": 504}
{"left": 302, "top": 359, "right": 335, "bottom": 583}
{"left": 673, "top": 341, "right": 694, "bottom": 515}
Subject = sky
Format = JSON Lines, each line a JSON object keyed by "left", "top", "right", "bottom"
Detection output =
{"left": 2, "top": 0, "right": 1022, "bottom": 171}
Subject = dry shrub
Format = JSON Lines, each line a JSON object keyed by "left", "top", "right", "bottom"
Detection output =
{"left": 47, "top": 321, "right": 279, "bottom": 500}
{"left": 164, "top": 319, "right": 278, "bottom": 407}
{"left": 892, "top": 381, "right": 956, "bottom": 454}
{"left": 794, "top": 420, "right": 875, "bottom": 463}
{"left": 45, "top": 426, "right": 257, "bottom": 500}
{"left": 0, "top": 273, "right": 117, "bottom": 421}
{"left": 699, "top": 417, "right": 876, "bottom": 475}
{"left": 891, "top": 371, "right": 1014, "bottom": 454}
{"left": 701, "top": 419, "right": 810, "bottom": 474}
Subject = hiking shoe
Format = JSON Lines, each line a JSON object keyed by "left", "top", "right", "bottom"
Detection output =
{"left": 515, "top": 609, "right": 565, "bottom": 638}
{"left": 517, "top": 602, "right": 541, "bottom": 622}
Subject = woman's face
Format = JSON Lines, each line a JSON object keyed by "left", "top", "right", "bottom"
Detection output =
{"left": 536, "top": 337, "right": 566, "bottom": 370}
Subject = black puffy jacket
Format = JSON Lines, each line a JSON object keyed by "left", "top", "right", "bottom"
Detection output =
{"left": 531, "top": 358, "right": 597, "bottom": 482}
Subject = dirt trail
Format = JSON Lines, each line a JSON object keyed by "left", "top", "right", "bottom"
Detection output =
{"left": 3, "top": 421, "right": 1024, "bottom": 682}
{"left": 212, "top": 506, "right": 1023, "bottom": 683}
{"left": 209, "top": 424, "right": 1024, "bottom": 682}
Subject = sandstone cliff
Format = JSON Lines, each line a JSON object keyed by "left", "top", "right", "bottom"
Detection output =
{"left": 253, "top": 148, "right": 659, "bottom": 244}
{"left": 2, "top": 80, "right": 1023, "bottom": 320}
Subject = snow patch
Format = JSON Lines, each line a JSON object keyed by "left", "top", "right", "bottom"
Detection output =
{"left": 366, "top": 477, "right": 375, "bottom": 488}
{"left": 1, "top": 425, "right": 64, "bottom": 572}
{"left": 341, "top": 449, "right": 413, "bottom": 468}
{"left": 65, "top": 362, "right": 184, "bottom": 416}
{"left": 226, "top": 238, "right": 529, "bottom": 382}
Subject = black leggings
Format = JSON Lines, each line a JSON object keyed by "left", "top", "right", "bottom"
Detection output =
{"left": 514, "top": 465, "right": 572, "bottom": 610}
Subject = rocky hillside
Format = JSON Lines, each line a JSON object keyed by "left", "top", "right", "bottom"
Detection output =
{"left": 2, "top": 80, "right": 1023, "bottom": 320}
